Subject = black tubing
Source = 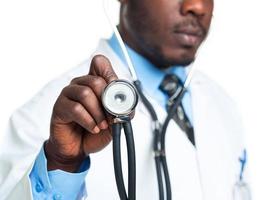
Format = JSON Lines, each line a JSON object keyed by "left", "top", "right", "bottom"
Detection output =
{"left": 159, "top": 88, "right": 187, "bottom": 200}
{"left": 161, "top": 156, "right": 172, "bottom": 200}
{"left": 113, "top": 123, "right": 128, "bottom": 200}
{"left": 134, "top": 80, "right": 165, "bottom": 199}
{"left": 123, "top": 122, "right": 136, "bottom": 200}
{"left": 134, "top": 80, "right": 187, "bottom": 200}
{"left": 160, "top": 88, "right": 187, "bottom": 150}
{"left": 155, "top": 156, "right": 164, "bottom": 200}
{"left": 134, "top": 80, "right": 158, "bottom": 121}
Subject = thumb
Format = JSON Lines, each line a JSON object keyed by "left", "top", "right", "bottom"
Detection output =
{"left": 89, "top": 55, "right": 118, "bottom": 83}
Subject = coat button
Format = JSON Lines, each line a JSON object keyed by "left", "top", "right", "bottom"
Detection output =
{"left": 35, "top": 183, "right": 43, "bottom": 193}
{"left": 53, "top": 194, "right": 62, "bottom": 200}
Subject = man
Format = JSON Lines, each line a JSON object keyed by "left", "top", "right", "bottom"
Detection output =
{"left": 0, "top": 0, "right": 250, "bottom": 199}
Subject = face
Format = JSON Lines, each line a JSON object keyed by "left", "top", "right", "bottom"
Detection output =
{"left": 119, "top": 0, "right": 214, "bottom": 68}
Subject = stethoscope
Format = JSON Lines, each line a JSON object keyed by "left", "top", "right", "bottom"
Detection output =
{"left": 102, "top": 0, "right": 252, "bottom": 200}
{"left": 102, "top": 1, "right": 195, "bottom": 199}
{"left": 102, "top": 74, "right": 189, "bottom": 200}
{"left": 102, "top": 80, "right": 138, "bottom": 200}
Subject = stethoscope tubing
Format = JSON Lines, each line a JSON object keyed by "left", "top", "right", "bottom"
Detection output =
{"left": 160, "top": 88, "right": 187, "bottom": 150}
{"left": 133, "top": 80, "right": 166, "bottom": 200}
{"left": 123, "top": 122, "right": 136, "bottom": 200}
{"left": 134, "top": 80, "right": 187, "bottom": 200}
{"left": 112, "top": 123, "right": 127, "bottom": 200}
{"left": 112, "top": 121, "right": 136, "bottom": 200}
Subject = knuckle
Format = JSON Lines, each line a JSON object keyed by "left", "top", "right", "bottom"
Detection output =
{"left": 104, "top": 71, "right": 117, "bottom": 81}
{"left": 70, "top": 77, "right": 79, "bottom": 84}
{"left": 79, "top": 87, "right": 91, "bottom": 100}
{"left": 72, "top": 103, "right": 82, "bottom": 114}
{"left": 92, "top": 77, "right": 105, "bottom": 87}
{"left": 61, "top": 86, "right": 70, "bottom": 95}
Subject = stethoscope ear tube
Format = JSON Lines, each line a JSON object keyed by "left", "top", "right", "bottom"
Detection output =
{"left": 134, "top": 80, "right": 169, "bottom": 200}
{"left": 134, "top": 80, "right": 187, "bottom": 200}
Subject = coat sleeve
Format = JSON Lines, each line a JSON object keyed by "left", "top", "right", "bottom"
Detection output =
{"left": 0, "top": 60, "right": 92, "bottom": 200}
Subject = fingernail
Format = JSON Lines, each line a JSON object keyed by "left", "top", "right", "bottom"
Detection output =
{"left": 92, "top": 126, "right": 100, "bottom": 134}
{"left": 99, "top": 120, "right": 108, "bottom": 130}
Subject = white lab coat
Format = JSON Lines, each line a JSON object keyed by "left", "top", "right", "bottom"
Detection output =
{"left": 0, "top": 39, "right": 249, "bottom": 200}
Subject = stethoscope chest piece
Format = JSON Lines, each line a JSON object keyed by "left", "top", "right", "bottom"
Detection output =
{"left": 102, "top": 79, "right": 138, "bottom": 118}
{"left": 233, "top": 180, "right": 252, "bottom": 200}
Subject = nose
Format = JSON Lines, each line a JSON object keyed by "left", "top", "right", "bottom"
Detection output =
{"left": 181, "top": 0, "right": 212, "bottom": 18}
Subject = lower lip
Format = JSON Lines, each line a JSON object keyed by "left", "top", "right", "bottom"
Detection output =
{"left": 174, "top": 32, "right": 202, "bottom": 47}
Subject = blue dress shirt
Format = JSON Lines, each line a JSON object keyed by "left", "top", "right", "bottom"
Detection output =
{"left": 108, "top": 34, "right": 193, "bottom": 123}
{"left": 29, "top": 147, "right": 90, "bottom": 200}
{"left": 29, "top": 34, "right": 194, "bottom": 200}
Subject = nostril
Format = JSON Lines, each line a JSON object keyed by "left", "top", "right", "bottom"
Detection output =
{"left": 181, "top": 0, "right": 208, "bottom": 17}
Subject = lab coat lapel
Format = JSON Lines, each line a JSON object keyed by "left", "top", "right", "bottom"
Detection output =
{"left": 191, "top": 74, "right": 237, "bottom": 200}
{"left": 165, "top": 116, "right": 203, "bottom": 199}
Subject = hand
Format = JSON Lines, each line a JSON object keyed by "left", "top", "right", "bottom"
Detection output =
{"left": 45, "top": 55, "right": 118, "bottom": 172}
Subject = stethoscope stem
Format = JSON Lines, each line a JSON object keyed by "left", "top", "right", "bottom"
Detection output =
{"left": 112, "top": 121, "right": 136, "bottom": 200}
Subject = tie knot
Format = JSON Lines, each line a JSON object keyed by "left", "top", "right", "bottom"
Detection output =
{"left": 159, "top": 74, "right": 183, "bottom": 97}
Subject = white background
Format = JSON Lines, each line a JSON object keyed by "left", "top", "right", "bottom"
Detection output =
{"left": 0, "top": 0, "right": 261, "bottom": 199}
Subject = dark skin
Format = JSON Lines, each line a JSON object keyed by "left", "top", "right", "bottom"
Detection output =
{"left": 45, "top": 0, "right": 214, "bottom": 172}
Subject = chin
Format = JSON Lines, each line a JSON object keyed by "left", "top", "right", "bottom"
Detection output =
{"left": 156, "top": 45, "right": 197, "bottom": 68}
{"left": 153, "top": 55, "right": 195, "bottom": 69}
{"left": 162, "top": 53, "right": 196, "bottom": 68}
{"left": 144, "top": 43, "right": 197, "bottom": 69}
{"left": 156, "top": 58, "right": 194, "bottom": 69}
{"left": 173, "top": 56, "right": 195, "bottom": 67}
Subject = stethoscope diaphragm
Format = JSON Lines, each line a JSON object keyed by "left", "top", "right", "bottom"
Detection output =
{"left": 102, "top": 79, "right": 138, "bottom": 117}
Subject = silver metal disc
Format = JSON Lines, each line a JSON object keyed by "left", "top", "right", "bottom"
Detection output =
{"left": 102, "top": 80, "right": 138, "bottom": 116}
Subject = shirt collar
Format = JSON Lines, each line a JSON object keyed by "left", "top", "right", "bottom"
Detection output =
{"left": 107, "top": 34, "right": 187, "bottom": 100}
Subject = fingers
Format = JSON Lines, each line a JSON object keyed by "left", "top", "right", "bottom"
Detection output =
{"left": 62, "top": 84, "right": 108, "bottom": 130}
{"left": 89, "top": 55, "right": 118, "bottom": 83}
{"left": 71, "top": 75, "right": 107, "bottom": 99}
{"left": 54, "top": 96, "right": 100, "bottom": 134}
{"left": 53, "top": 54, "right": 117, "bottom": 135}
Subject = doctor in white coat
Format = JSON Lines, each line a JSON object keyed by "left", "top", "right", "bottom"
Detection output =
{"left": 0, "top": 0, "right": 250, "bottom": 199}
